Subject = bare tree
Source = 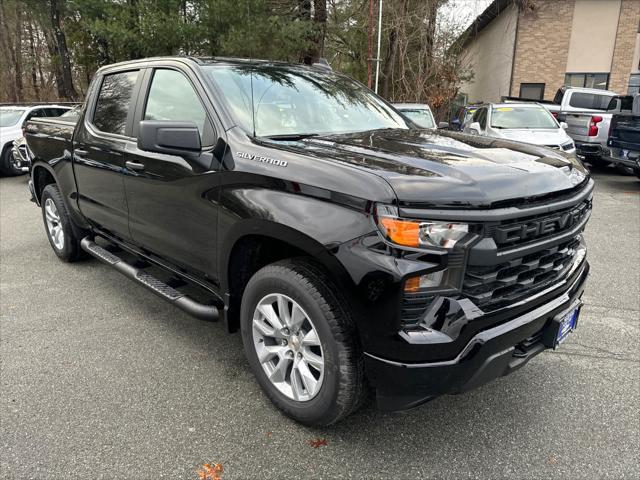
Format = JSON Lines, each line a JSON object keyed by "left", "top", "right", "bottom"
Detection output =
{"left": 49, "top": 0, "right": 77, "bottom": 100}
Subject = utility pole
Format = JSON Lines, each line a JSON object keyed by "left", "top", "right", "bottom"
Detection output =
{"left": 367, "top": 0, "right": 374, "bottom": 89}
{"left": 374, "top": 0, "right": 383, "bottom": 94}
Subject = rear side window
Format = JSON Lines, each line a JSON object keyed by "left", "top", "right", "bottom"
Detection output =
{"left": 45, "top": 108, "right": 70, "bottom": 117}
{"left": 144, "top": 69, "right": 207, "bottom": 136}
{"left": 93, "top": 70, "right": 139, "bottom": 135}
{"left": 568, "top": 92, "right": 612, "bottom": 110}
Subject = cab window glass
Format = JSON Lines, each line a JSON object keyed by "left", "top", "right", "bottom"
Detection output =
{"left": 93, "top": 70, "right": 139, "bottom": 135}
{"left": 26, "top": 109, "right": 45, "bottom": 120}
{"left": 474, "top": 108, "right": 487, "bottom": 129}
{"left": 144, "top": 69, "right": 207, "bottom": 136}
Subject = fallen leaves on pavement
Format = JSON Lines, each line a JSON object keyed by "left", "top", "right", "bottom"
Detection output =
{"left": 308, "top": 438, "right": 328, "bottom": 449}
{"left": 196, "top": 463, "right": 223, "bottom": 480}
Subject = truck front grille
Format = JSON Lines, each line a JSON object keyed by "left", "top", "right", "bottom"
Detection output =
{"left": 463, "top": 238, "right": 583, "bottom": 310}
{"left": 483, "top": 198, "right": 591, "bottom": 249}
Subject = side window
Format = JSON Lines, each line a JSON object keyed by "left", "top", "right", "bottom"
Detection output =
{"left": 26, "top": 108, "right": 45, "bottom": 121}
{"left": 47, "top": 108, "right": 68, "bottom": 117}
{"left": 474, "top": 108, "right": 487, "bottom": 129}
{"left": 144, "top": 69, "right": 207, "bottom": 137}
{"left": 471, "top": 108, "right": 482, "bottom": 123}
{"left": 93, "top": 70, "right": 139, "bottom": 135}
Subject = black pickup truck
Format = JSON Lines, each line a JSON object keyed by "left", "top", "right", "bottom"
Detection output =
{"left": 25, "top": 57, "right": 592, "bottom": 425}
{"left": 607, "top": 95, "right": 640, "bottom": 178}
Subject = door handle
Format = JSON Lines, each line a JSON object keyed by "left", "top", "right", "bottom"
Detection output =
{"left": 125, "top": 160, "right": 145, "bottom": 171}
{"left": 74, "top": 149, "right": 88, "bottom": 155}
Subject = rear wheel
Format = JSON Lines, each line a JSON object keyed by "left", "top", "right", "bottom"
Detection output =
{"left": 0, "top": 145, "right": 22, "bottom": 176}
{"left": 240, "top": 259, "right": 366, "bottom": 426}
{"left": 41, "top": 184, "right": 85, "bottom": 262}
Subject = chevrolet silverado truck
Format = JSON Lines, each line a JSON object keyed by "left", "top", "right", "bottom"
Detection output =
{"left": 25, "top": 57, "right": 592, "bottom": 426}
{"left": 563, "top": 95, "right": 633, "bottom": 169}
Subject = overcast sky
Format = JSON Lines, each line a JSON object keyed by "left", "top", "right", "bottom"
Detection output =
{"left": 440, "top": 0, "right": 494, "bottom": 31}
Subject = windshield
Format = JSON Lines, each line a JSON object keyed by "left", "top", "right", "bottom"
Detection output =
{"left": 0, "top": 109, "right": 26, "bottom": 127}
{"left": 490, "top": 106, "right": 558, "bottom": 129}
{"left": 204, "top": 64, "right": 408, "bottom": 137}
{"left": 400, "top": 109, "right": 435, "bottom": 128}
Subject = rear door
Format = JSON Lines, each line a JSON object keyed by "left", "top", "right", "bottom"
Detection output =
{"left": 123, "top": 64, "right": 222, "bottom": 280}
{"left": 73, "top": 68, "right": 143, "bottom": 240}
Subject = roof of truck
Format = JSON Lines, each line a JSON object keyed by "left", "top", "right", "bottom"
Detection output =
{"left": 95, "top": 56, "right": 323, "bottom": 73}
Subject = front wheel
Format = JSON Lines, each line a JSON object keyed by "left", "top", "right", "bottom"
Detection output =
{"left": 41, "top": 184, "right": 85, "bottom": 262}
{"left": 240, "top": 259, "right": 366, "bottom": 426}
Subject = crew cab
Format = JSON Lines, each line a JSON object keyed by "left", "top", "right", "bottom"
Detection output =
{"left": 25, "top": 57, "right": 592, "bottom": 425}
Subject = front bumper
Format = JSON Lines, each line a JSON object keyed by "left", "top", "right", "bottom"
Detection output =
{"left": 365, "top": 260, "right": 589, "bottom": 411}
{"left": 11, "top": 143, "right": 31, "bottom": 173}
{"left": 605, "top": 147, "right": 640, "bottom": 171}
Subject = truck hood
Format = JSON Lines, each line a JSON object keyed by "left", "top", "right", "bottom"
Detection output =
{"left": 289, "top": 129, "right": 588, "bottom": 207}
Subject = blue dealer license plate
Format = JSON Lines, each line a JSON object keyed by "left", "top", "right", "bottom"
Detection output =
{"left": 556, "top": 308, "right": 579, "bottom": 347}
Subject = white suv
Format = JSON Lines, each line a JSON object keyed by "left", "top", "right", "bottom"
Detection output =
{"left": 463, "top": 102, "right": 576, "bottom": 155}
{"left": 0, "top": 104, "right": 72, "bottom": 176}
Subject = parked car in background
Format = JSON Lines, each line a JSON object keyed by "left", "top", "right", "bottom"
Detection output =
{"left": 607, "top": 95, "right": 640, "bottom": 178}
{"left": 562, "top": 95, "right": 634, "bottom": 168}
{"left": 10, "top": 136, "right": 30, "bottom": 174}
{"left": 502, "top": 86, "right": 618, "bottom": 120}
{"left": 463, "top": 103, "right": 576, "bottom": 154}
{"left": 553, "top": 86, "right": 618, "bottom": 113}
{"left": 394, "top": 103, "right": 437, "bottom": 129}
{"left": 450, "top": 104, "right": 479, "bottom": 131}
{"left": 0, "top": 104, "right": 74, "bottom": 176}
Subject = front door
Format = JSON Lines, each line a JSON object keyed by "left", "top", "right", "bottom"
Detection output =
{"left": 123, "top": 67, "right": 221, "bottom": 281}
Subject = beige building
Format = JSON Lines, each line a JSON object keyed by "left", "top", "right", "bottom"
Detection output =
{"left": 458, "top": 0, "right": 640, "bottom": 103}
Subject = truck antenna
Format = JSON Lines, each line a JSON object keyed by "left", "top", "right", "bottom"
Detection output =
{"left": 247, "top": 1, "right": 256, "bottom": 138}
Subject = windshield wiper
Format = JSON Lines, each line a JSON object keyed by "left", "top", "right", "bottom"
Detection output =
{"left": 262, "top": 133, "right": 319, "bottom": 141}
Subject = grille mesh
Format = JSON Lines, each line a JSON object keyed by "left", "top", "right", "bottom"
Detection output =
{"left": 463, "top": 238, "right": 582, "bottom": 310}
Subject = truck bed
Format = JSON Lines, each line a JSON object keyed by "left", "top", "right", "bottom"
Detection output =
{"left": 26, "top": 117, "right": 77, "bottom": 165}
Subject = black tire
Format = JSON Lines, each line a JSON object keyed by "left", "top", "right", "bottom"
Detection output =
{"left": 0, "top": 145, "right": 22, "bottom": 176}
{"left": 40, "top": 184, "right": 86, "bottom": 262}
{"left": 240, "top": 258, "right": 366, "bottom": 426}
{"left": 585, "top": 155, "right": 610, "bottom": 170}
{"left": 615, "top": 163, "right": 636, "bottom": 176}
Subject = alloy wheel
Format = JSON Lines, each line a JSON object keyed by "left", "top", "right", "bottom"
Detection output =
{"left": 252, "top": 293, "right": 325, "bottom": 402}
{"left": 44, "top": 198, "right": 65, "bottom": 250}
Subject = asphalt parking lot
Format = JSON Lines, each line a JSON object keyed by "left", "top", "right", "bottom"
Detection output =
{"left": 1, "top": 169, "right": 639, "bottom": 479}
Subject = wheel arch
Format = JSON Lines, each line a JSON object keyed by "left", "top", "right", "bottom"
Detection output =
{"left": 220, "top": 219, "right": 355, "bottom": 332}
{"left": 31, "top": 163, "right": 58, "bottom": 204}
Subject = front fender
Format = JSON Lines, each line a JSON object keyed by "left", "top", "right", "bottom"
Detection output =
{"left": 216, "top": 184, "right": 376, "bottom": 294}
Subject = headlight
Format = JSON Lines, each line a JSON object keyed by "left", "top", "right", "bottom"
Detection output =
{"left": 375, "top": 204, "right": 469, "bottom": 249}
